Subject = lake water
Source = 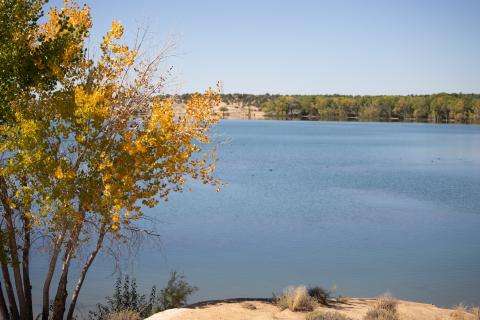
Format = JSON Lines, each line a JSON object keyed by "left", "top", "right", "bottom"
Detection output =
{"left": 31, "top": 120, "right": 480, "bottom": 314}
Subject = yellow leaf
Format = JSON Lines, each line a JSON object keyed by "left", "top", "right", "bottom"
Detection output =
{"left": 55, "top": 167, "right": 64, "bottom": 179}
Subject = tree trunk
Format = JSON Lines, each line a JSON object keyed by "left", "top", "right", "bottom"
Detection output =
{"left": 66, "top": 224, "right": 106, "bottom": 320}
{"left": 0, "top": 177, "right": 26, "bottom": 319}
{"left": 42, "top": 230, "right": 66, "bottom": 320}
{"left": 22, "top": 218, "right": 33, "bottom": 320}
{"left": 1, "top": 260, "right": 19, "bottom": 320}
{"left": 0, "top": 279, "right": 10, "bottom": 320}
{"left": 51, "top": 224, "right": 82, "bottom": 320}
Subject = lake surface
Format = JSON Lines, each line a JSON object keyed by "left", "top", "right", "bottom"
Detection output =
{"left": 31, "top": 120, "right": 480, "bottom": 314}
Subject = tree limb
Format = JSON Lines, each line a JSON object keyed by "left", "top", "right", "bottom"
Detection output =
{"left": 66, "top": 223, "right": 107, "bottom": 320}
{"left": 51, "top": 218, "right": 83, "bottom": 320}
{"left": 42, "top": 229, "right": 66, "bottom": 320}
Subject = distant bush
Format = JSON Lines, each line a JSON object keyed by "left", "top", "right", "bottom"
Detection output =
{"left": 308, "top": 286, "right": 331, "bottom": 306}
{"left": 89, "top": 272, "right": 197, "bottom": 320}
{"left": 105, "top": 310, "right": 141, "bottom": 320}
{"left": 276, "top": 286, "right": 316, "bottom": 312}
{"left": 363, "top": 294, "right": 399, "bottom": 320}
{"left": 305, "top": 310, "right": 353, "bottom": 320}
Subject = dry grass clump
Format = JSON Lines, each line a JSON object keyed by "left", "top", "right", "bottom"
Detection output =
{"left": 106, "top": 310, "right": 141, "bottom": 320}
{"left": 364, "top": 309, "right": 399, "bottom": 320}
{"left": 471, "top": 307, "right": 480, "bottom": 320}
{"left": 276, "top": 286, "right": 317, "bottom": 312}
{"left": 363, "top": 294, "right": 399, "bottom": 320}
{"left": 451, "top": 305, "right": 469, "bottom": 320}
{"left": 306, "top": 310, "right": 353, "bottom": 320}
{"left": 374, "top": 293, "right": 398, "bottom": 313}
{"left": 450, "top": 304, "right": 480, "bottom": 320}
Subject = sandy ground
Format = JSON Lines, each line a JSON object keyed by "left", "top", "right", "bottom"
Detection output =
{"left": 173, "top": 102, "right": 266, "bottom": 120}
{"left": 146, "top": 298, "right": 463, "bottom": 320}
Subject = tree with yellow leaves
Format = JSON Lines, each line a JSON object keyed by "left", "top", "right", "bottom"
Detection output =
{"left": 0, "top": 1, "right": 220, "bottom": 320}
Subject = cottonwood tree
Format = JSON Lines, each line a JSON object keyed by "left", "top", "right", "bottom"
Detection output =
{"left": 0, "top": 0, "right": 91, "bottom": 122}
{"left": 0, "top": 1, "right": 221, "bottom": 320}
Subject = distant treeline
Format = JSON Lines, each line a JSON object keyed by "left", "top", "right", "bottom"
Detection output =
{"left": 170, "top": 93, "right": 279, "bottom": 108}
{"left": 261, "top": 94, "right": 480, "bottom": 123}
{"left": 171, "top": 93, "right": 480, "bottom": 123}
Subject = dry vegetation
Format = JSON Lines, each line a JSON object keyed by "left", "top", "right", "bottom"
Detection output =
{"left": 143, "top": 285, "right": 480, "bottom": 320}
{"left": 276, "top": 286, "right": 317, "bottom": 312}
{"left": 306, "top": 310, "right": 354, "bottom": 320}
{"left": 363, "top": 294, "right": 399, "bottom": 320}
{"left": 308, "top": 286, "right": 332, "bottom": 306}
{"left": 450, "top": 305, "right": 480, "bottom": 320}
{"left": 472, "top": 307, "right": 480, "bottom": 319}
{"left": 105, "top": 310, "right": 141, "bottom": 320}
{"left": 145, "top": 297, "right": 479, "bottom": 320}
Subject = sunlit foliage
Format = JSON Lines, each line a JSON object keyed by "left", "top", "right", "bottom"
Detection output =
{"left": 0, "top": 1, "right": 220, "bottom": 320}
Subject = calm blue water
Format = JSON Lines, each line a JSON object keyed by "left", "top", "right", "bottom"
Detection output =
{"left": 31, "top": 120, "right": 480, "bottom": 314}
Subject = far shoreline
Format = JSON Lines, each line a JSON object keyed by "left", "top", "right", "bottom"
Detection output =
{"left": 216, "top": 117, "right": 480, "bottom": 126}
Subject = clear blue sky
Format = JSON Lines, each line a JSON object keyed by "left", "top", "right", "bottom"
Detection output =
{"left": 51, "top": 0, "right": 480, "bottom": 95}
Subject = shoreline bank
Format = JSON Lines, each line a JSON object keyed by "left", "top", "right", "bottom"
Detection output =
{"left": 146, "top": 297, "right": 468, "bottom": 320}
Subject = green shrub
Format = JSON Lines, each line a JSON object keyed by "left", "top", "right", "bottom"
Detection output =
{"left": 105, "top": 310, "right": 141, "bottom": 320}
{"left": 305, "top": 310, "right": 353, "bottom": 320}
{"left": 307, "top": 286, "right": 330, "bottom": 306}
{"left": 156, "top": 271, "right": 198, "bottom": 311}
{"left": 89, "top": 276, "right": 156, "bottom": 320}
{"left": 89, "top": 272, "right": 197, "bottom": 320}
{"left": 276, "top": 286, "right": 316, "bottom": 312}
